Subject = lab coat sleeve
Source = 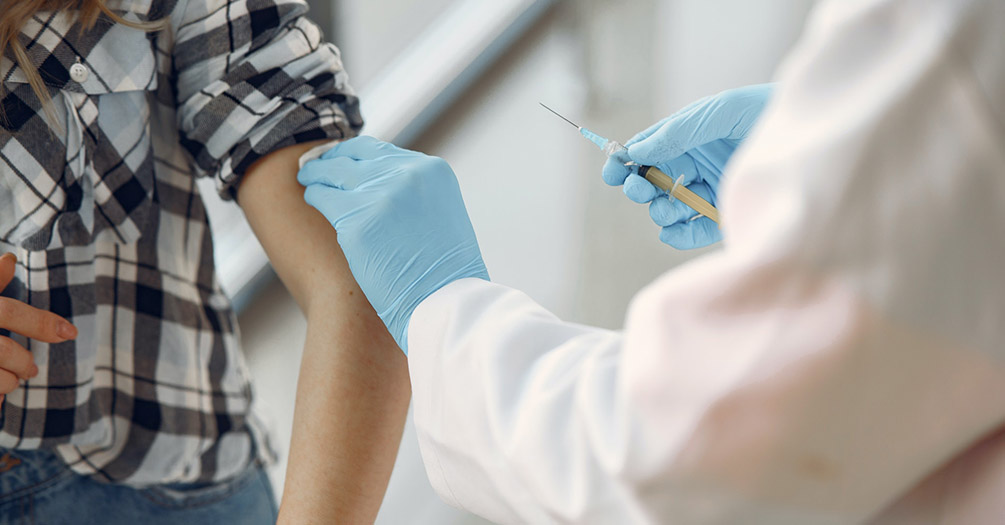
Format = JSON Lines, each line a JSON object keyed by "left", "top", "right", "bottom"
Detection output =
{"left": 409, "top": 279, "right": 632, "bottom": 523}
{"left": 408, "top": 0, "right": 1005, "bottom": 522}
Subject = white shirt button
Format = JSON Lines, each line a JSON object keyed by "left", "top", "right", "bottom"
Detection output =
{"left": 69, "top": 62, "right": 89, "bottom": 83}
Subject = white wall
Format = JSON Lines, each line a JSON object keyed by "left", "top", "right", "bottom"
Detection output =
{"left": 327, "top": 0, "right": 458, "bottom": 87}
{"left": 654, "top": 0, "right": 817, "bottom": 114}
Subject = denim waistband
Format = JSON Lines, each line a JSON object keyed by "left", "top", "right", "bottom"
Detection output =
{"left": 0, "top": 449, "right": 76, "bottom": 505}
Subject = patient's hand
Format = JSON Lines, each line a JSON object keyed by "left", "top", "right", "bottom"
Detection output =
{"left": 0, "top": 253, "right": 78, "bottom": 401}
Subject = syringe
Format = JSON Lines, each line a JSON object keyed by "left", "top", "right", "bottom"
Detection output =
{"left": 540, "top": 103, "right": 719, "bottom": 224}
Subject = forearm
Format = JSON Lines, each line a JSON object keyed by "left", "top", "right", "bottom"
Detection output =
{"left": 283, "top": 287, "right": 410, "bottom": 523}
{"left": 237, "top": 141, "right": 410, "bottom": 523}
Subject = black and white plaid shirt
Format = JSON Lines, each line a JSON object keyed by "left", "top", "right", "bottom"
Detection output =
{"left": 0, "top": 0, "right": 361, "bottom": 485}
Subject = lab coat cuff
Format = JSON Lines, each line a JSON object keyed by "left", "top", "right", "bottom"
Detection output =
{"left": 408, "top": 277, "right": 486, "bottom": 357}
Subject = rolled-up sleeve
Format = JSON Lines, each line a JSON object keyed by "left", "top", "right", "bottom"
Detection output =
{"left": 171, "top": 0, "right": 363, "bottom": 198}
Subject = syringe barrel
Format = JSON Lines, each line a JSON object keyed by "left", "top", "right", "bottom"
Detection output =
{"left": 637, "top": 166, "right": 720, "bottom": 224}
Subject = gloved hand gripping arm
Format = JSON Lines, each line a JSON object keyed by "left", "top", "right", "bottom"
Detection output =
{"left": 298, "top": 136, "right": 490, "bottom": 353}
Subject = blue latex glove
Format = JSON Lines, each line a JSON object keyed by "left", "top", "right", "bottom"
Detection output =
{"left": 298, "top": 136, "right": 489, "bottom": 354}
{"left": 602, "top": 83, "right": 774, "bottom": 249}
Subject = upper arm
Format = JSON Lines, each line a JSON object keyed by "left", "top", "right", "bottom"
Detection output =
{"left": 236, "top": 140, "right": 363, "bottom": 315}
{"left": 166, "top": 0, "right": 366, "bottom": 306}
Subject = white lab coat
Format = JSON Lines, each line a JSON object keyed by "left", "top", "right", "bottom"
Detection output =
{"left": 407, "top": 0, "right": 1005, "bottom": 522}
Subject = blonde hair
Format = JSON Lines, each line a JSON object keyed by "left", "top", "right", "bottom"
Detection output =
{"left": 1, "top": 0, "right": 164, "bottom": 126}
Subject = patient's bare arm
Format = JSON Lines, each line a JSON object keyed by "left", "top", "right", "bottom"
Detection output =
{"left": 238, "top": 140, "right": 411, "bottom": 524}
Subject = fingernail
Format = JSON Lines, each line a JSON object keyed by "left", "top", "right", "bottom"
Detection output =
{"left": 57, "top": 321, "right": 77, "bottom": 340}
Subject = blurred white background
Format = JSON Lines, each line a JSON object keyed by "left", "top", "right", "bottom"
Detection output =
{"left": 225, "top": 0, "right": 816, "bottom": 523}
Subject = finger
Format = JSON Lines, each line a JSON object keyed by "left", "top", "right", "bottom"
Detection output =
{"left": 627, "top": 99, "right": 732, "bottom": 166}
{"left": 715, "top": 83, "right": 774, "bottom": 140}
{"left": 0, "top": 253, "right": 16, "bottom": 291}
{"left": 628, "top": 115, "right": 703, "bottom": 166}
{"left": 623, "top": 93, "right": 719, "bottom": 148}
{"left": 659, "top": 217, "right": 722, "bottom": 250}
{"left": 689, "top": 139, "right": 732, "bottom": 179}
{"left": 602, "top": 156, "right": 633, "bottom": 186}
{"left": 682, "top": 180, "right": 718, "bottom": 210}
{"left": 303, "top": 184, "right": 359, "bottom": 228}
{"left": 304, "top": 184, "right": 336, "bottom": 212}
{"left": 626, "top": 98, "right": 712, "bottom": 164}
{"left": 648, "top": 195, "right": 695, "bottom": 227}
{"left": 0, "top": 369, "right": 19, "bottom": 395}
{"left": 0, "top": 298, "right": 77, "bottom": 343}
{"left": 623, "top": 174, "right": 660, "bottom": 204}
{"left": 0, "top": 336, "right": 38, "bottom": 379}
{"left": 298, "top": 156, "right": 367, "bottom": 190}
{"left": 677, "top": 178, "right": 717, "bottom": 205}
{"left": 320, "top": 135, "right": 409, "bottom": 161}
{"left": 623, "top": 115, "right": 672, "bottom": 147}
{"left": 630, "top": 85, "right": 773, "bottom": 167}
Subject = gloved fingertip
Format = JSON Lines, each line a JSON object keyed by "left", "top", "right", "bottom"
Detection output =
{"left": 694, "top": 217, "right": 724, "bottom": 246}
{"left": 318, "top": 147, "right": 338, "bottom": 161}
{"left": 624, "top": 131, "right": 648, "bottom": 147}
{"left": 320, "top": 135, "right": 396, "bottom": 161}
{"left": 658, "top": 225, "right": 694, "bottom": 250}
{"left": 297, "top": 157, "right": 352, "bottom": 187}
{"left": 627, "top": 139, "right": 664, "bottom": 166}
{"left": 302, "top": 183, "right": 330, "bottom": 208}
{"left": 319, "top": 135, "right": 366, "bottom": 159}
{"left": 602, "top": 159, "right": 631, "bottom": 186}
{"left": 658, "top": 218, "right": 722, "bottom": 250}
{"left": 623, "top": 174, "right": 658, "bottom": 203}
{"left": 296, "top": 160, "right": 323, "bottom": 185}
{"left": 648, "top": 196, "right": 682, "bottom": 227}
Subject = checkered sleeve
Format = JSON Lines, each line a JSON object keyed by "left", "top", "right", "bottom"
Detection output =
{"left": 170, "top": 0, "right": 363, "bottom": 199}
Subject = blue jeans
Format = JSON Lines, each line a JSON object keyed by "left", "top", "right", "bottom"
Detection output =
{"left": 0, "top": 449, "right": 277, "bottom": 524}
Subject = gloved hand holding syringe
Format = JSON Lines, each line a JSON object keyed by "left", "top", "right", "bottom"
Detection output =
{"left": 540, "top": 103, "right": 719, "bottom": 224}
